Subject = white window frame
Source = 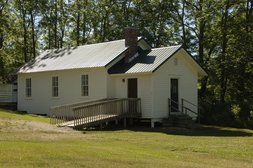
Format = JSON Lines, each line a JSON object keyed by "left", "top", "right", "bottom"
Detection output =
{"left": 81, "top": 74, "right": 89, "bottom": 97}
{"left": 26, "top": 78, "right": 32, "bottom": 97}
{"left": 52, "top": 76, "right": 59, "bottom": 97}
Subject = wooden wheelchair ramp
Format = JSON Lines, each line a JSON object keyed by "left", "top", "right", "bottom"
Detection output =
{"left": 50, "top": 98, "right": 141, "bottom": 130}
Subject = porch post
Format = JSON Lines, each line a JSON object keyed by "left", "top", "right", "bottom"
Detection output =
{"left": 151, "top": 119, "right": 155, "bottom": 128}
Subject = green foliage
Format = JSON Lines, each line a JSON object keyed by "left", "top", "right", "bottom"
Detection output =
{"left": 200, "top": 95, "right": 253, "bottom": 129}
{"left": 200, "top": 96, "right": 235, "bottom": 127}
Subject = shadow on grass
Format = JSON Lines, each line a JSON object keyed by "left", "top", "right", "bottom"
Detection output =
{"left": 0, "top": 109, "right": 27, "bottom": 115}
{"left": 83, "top": 121, "right": 253, "bottom": 137}
{"left": 0, "top": 102, "right": 17, "bottom": 111}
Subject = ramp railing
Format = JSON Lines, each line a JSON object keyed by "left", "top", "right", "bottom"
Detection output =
{"left": 50, "top": 98, "right": 141, "bottom": 127}
{"left": 50, "top": 98, "right": 117, "bottom": 125}
{"left": 73, "top": 98, "right": 141, "bottom": 129}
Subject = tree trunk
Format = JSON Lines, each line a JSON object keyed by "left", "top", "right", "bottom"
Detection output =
{"left": 219, "top": 1, "right": 230, "bottom": 103}
{"left": 0, "top": 7, "right": 5, "bottom": 82}
{"left": 54, "top": 0, "right": 58, "bottom": 48}
{"left": 30, "top": 8, "right": 36, "bottom": 58}
{"left": 22, "top": 6, "right": 28, "bottom": 62}
{"left": 76, "top": 0, "right": 80, "bottom": 46}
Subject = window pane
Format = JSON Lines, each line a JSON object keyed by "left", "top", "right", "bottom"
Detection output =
{"left": 81, "top": 75, "right": 88, "bottom": 96}
{"left": 26, "top": 78, "right": 31, "bottom": 97}
{"left": 52, "top": 77, "right": 58, "bottom": 97}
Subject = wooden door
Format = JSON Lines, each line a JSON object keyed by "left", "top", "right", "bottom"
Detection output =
{"left": 170, "top": 79, "right": 179, "bottom": 112}
{"left": 128, "top": 78, "right": 138, "bottom": 112}
{"left": 128, "top": 78, "right": 137, "bottom": 98}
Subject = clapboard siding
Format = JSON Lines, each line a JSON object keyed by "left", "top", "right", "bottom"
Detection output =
{"left": 18, "top": 68, "right": 107, "bottom": 115}
{"left": 0, "top": 84, "right": 12, "bottom": 102}
{"left": 137, "top": 74, "right": 152, "bottom": 118}
{"left": 153, "top": 54, "right": 198, "bottom": 119}
{"left": 106, "top": 75, "right": 116, "bottom": 98}
{"left": 113, "top": 74, "right": 152, "bottom": 118}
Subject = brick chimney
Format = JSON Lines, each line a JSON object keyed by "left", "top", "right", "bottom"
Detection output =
{"left": 125, "top": 27, "right": 138, "bottom": 63}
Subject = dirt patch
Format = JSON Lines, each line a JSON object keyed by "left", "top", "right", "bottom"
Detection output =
{"left": 0, "top": 118, "right": 80, "bottom": 134}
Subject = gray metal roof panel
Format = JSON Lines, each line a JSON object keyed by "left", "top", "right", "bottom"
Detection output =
{"left": 109, "top": 45, "right": 182, "bottom": 74}
{"left": 15, "top": 39, "right": 128, "bottom": 73}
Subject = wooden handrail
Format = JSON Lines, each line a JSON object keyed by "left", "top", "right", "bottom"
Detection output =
{"left": 72, "top": 98, "right": 141, "bottom": 130}
{"left": 50, "top": 98, "right": 141, "bottom": 129}
{"left": 50, "top": 98, "right": 117, "bottom": 125}
{"left": 182, "top": 98, "right": 203, "bottom": 110}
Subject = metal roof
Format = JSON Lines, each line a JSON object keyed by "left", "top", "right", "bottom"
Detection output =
{"left": 14, "top": 39, "right": 128, "bottom": 73}
{"left": 13, "top": 38, "right": 207, "bottom": 76}
{"left": 108, "top": 45, "right": 182, "bottom": 74}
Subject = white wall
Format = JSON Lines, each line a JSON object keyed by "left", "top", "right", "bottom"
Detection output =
{"left": 18, "top": 68, "right": 107, "bottom": 115}
{"left": 113, "top": 74, "right": 153, "bottom": 118}
{"left": 106, "top": 75, "right": 116, "bottom": 98}
{"left": 153, "top": 53, "right": 198, "bottom": 119}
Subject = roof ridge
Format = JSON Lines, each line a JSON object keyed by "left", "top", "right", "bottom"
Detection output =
{"left": 80, "top": 36, "right": 143, "bottom": 47}
{"left": 78, "top": 39, "right": 125, "bottom": 48}
{"left": 152, "top": 45, "right": 182, "bottom": 50}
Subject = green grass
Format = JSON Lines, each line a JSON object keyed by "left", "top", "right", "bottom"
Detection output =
{"left": 0, "top": 108, "right": 50, "bottom": 123}
{"left": 1, "top": 108, "right": 253, "bottom": 168}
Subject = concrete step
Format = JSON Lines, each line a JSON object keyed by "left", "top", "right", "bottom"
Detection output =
{"left": 163, "top": 114, "right": 202, "bottom": 130}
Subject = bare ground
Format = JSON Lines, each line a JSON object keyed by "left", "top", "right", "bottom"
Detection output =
{"left": 0, "top": 118, "right": 81, "bottom": 134}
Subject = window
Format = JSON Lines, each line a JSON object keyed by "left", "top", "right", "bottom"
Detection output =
{"left": 81, "top": 75, "right": 88, "bottom": 96}
{"left": 26, "top": 78, "right": 32, "bottom": 97}
{"left": 52, "top": 76, "right": 58, "bottom": 97}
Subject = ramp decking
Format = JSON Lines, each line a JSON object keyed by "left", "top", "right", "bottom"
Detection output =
{"left": 59, "top": 114, "right": 119, "bottom": 128}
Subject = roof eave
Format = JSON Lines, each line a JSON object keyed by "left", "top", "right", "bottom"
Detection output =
{"left": 105, "top": 48, "right": 129, "bottom": 68}
{"left": 110, "top": 71, "right": 153, "bottom": 76}
{"left": 182, "top": 48, "right": 208, "bottom": 76}
{"left": 14, "top": 66, "right": 107, "bottom": 74}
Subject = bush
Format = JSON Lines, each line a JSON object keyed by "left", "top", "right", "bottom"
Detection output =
{"left": 199, "top": 97, "right": 253, "bottom": 129}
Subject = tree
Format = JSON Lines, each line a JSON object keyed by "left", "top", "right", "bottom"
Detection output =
{"left": 0, "top": 0, "right": 9, "bottom": 83}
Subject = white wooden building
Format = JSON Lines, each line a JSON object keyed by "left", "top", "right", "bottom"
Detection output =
{"left": 14, "top": 28, "right": 207, "bottom": 126}
{"left": 0, "top": 80, "right": 17, "bottom": 102}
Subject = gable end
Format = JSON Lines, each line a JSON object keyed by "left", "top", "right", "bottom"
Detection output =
{"left": 152, "top": 45, "right": 183, "bottom": 73}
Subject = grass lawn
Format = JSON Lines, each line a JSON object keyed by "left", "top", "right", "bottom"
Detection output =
{"left": 1, "top": 108, "right": 253, "bottom": 168}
